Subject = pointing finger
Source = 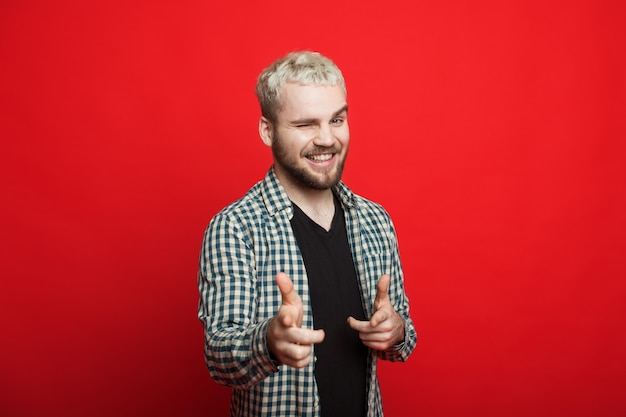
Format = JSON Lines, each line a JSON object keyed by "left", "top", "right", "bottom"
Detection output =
{"left": 348, "top": 316, "right": 371, "bottom": 332}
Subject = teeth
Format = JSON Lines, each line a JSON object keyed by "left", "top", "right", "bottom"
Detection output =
{"left": 308, "top": 154, "right": 333, "bottom": 162}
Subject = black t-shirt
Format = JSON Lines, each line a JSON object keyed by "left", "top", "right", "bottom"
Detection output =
{"left": 290, "top": 195, "right": 368, "bottom": 417}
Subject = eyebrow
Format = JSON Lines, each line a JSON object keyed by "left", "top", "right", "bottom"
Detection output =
{"left": 289, "top": 104, "right": 349, "bottom": 125}
{"left": 333, "top": 104, "right": 349, "bottom": 118}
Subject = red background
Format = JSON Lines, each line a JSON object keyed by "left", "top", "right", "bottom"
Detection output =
{"left": 1, "top": 1, "right": 625, "bottom": 416}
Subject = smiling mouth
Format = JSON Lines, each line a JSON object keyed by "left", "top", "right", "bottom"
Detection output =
{"left": 306, "top": 153, "right": 334, "bottom": 162}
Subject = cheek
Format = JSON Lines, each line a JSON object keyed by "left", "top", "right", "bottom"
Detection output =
{"left": 337, "top": 124, "right": 350, "bottom": 142}
{"left": 273, "top": 137, "right": 302, "bottom": 161}
{"left": 339, "top": 130, "right": 350, "bottom": 147}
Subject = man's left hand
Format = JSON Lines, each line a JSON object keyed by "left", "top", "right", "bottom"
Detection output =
{"left": 347, "top": 274, "right": 405, "bottom": 351}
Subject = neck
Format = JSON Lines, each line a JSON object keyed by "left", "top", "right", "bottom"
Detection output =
{"left": 291, "top": 188, "right": 335, "bottom": 213}
{"left": 295, "top": 193, "right": 336, "bottom": 231}
{"left": 277, "top": 175, "right": 336, "bottom": 231}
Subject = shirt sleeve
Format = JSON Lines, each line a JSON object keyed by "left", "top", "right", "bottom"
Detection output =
{"left": 197, "top": 212, "right": 279, "bottom": 389}
{"left": 376, "top": 213, "right": 418, "bottom": 362}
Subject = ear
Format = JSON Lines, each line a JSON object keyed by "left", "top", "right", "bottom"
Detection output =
{"left": 258, "top": 116, "right": 273, "bottom": 147}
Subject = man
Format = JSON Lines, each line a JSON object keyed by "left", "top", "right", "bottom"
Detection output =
{"left": 198, "top": 51, "right": 417, "bottom": 417}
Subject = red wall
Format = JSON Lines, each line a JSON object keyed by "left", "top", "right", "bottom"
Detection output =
{"left": 1, "top": 1, "right": 625, "bottom": 416}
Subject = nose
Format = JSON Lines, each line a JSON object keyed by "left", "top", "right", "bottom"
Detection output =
{"left": 314, "top": 124, "right": 334, "bottom": 146}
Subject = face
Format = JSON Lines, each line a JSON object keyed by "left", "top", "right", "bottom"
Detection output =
{"left": 261, "top": 82, "right": 349, "bottom": 191}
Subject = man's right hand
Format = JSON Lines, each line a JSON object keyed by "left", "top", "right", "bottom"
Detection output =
{"left": 267, "top": 272, "right": 325, "bottom": 368}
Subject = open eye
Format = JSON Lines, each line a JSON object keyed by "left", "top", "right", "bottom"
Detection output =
{"left": 330, "top": 118, "right": 344, "bottom": 126}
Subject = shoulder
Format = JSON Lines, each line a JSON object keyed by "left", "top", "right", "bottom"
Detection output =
{"left": 353, "top": 193, "right": 389, "bottom": 217}
{"left": 207, "top": 167, "right": 291, "bottom": 235}
{"left": 205, "top": 180, "right": 272, "bottom": 243}
{"left": 213, "top": 180, "right": 265, "bottom": 221}
{"left": 338, "top": 182, "right": 393, "bottom": 225}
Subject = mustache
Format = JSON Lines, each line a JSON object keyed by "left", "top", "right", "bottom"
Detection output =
{"left": 302, "top": 145, "right": 341, "bottom": 156}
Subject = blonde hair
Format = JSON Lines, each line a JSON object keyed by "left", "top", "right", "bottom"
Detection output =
{"left": 255, "top": 51, "right": 346, "bottom": 123}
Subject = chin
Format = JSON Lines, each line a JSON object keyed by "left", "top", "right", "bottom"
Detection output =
{"left": 301, "top": 169, "right": 343, "bottom": 190}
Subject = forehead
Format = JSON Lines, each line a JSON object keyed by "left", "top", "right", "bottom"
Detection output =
{"left": 277, "top": 83, "right": 347, "bottom": 121}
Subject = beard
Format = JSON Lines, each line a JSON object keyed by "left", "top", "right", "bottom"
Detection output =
{"left": 271, "top": 133, "right": 347, "bottom": 190}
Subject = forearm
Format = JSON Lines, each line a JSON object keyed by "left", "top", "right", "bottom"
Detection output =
{"left": 198, "top": 266, "right": 279, "bottom": 388}
{"left": 201, "top": 317, "right": 279, "bottom": 388}
{"left": 378, "top": 222, "right": 418, "bottom": 361}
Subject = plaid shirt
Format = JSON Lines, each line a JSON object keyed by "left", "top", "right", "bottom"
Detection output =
{"left": 198, "top": 168, "right": 417, "bottom": 417}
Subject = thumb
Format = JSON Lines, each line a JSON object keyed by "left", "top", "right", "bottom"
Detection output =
{"left": 374, "top": 274, "right": 391, "bottom": 309}
{"left": 276, "top": 272, "right": 299, "bottom": 305}
{"left": 276, "top": 272, "right": 303, "bottom": 327}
